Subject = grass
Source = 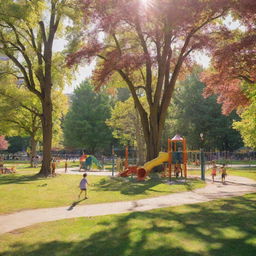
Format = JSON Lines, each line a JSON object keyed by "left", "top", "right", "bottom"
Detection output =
{"left": 188, "top": 167, "right": 256, "bottom": 180}
{"left": 228, "top": 169, "right": 256, "bottom": 180}
{"left": 0, "top": 193, "right": 255, "bottom": 256}
{"left": 0, "top": 169, "right": 204, "bottom": 214}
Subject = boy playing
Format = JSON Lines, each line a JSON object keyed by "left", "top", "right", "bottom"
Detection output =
{"left": 78, "top": 173, "right": 89, "bottom": 199}
{"left": 220, "top": 164, "right": 227, "bottom": 184}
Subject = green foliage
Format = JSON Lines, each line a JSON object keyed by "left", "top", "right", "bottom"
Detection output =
{"left": 6, "top": 136, "right": 30, "bottom": 153}
{"left": 233, "top": 101, "right": 256, "bottom": 149}
{"left": 165, "top": 72, "right": 243, "bottom": 151}
{"left": 63, "top": 80, "right": 114, "bottom": 153}
{"left": 0, "top": 75, "right": 68, "bottom": 148}
{"left": 106, "top": 97, "right": 146, "bottom": 146}
{"left": 106, "top": 98, "right": 137, "bottom": 146}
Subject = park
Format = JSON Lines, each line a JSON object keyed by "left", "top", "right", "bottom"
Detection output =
{"left": 0, "top": 0, "right": 256, "bottom": 255}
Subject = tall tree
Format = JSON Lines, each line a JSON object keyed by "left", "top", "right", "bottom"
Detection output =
{"left": 0, "top": 0, "right": 79, "bottom": 175}
{"left": 63, "top": 80, "right": 113, "bottom": 153}
{"left": 166, "top": 72, "right": 243, "bottom": 151}
{"left": 0, "top": 83, "right": 41, "bottom": 161}
{"left": 68, "top": 0, "right": 244, "bottom": 161}
{"left": 201, "top": 1, "right": 255, "bottom": 114}
{"left": 106, "top": 97, "right": 146, "bottom": 164}
{"left": 0, "top": 74, "right": 68, "bottom": 163}
{"left": 200, "top": 2, "right": 256, "bottom": 148}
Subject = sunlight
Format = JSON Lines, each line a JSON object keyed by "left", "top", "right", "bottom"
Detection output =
{"left": 140, "top": 0, "right": 151, "bottom": 8}
{"left": 140, "top": 0, "right": 148, "bottom": 5}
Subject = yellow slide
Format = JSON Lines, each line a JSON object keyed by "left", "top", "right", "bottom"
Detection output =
{"left": 137, "top": 152, "right": 169, "bottom": 180}
{"left": 143, "top": 152, "right": 169, "bottom": 171}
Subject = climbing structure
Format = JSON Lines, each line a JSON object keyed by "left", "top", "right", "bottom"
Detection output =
{"left": 168, "top": 134, "right": 188, "bottom": 178}
{"left": 119, "top": 135, "right": 188, "bottom": 180}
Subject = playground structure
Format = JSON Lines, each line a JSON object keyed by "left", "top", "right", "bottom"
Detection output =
{"left": 79, "top": 154, "right": 103, "bottom": 171}
{"left": 119, "top": 134, "right": 188, "bottom": 180}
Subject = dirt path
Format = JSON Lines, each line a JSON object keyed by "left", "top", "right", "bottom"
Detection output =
{"left": 0, "top": 175, "right": 255, "bottom": 235}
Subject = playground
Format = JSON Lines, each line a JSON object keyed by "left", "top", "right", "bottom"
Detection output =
{"left": 0, "top": 140, "right": 256, "bottom": 256}
{"left": 0, "top": 0, "right": 255, "bottom": 255}
{"left": 0, "top": 165, "right": 255, "bottom": 255}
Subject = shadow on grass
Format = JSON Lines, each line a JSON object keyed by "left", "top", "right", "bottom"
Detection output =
{"left": 92, "top": 176, "right": 202, "bottom": 196}
{"left": 1, "top": 194, "right": 256, "bottom": 256}
{"left": 0, "top": 173, "right": 43, "bottom": 185}
{"left": 92, "top": 176, "right": 166, "bottom": 195}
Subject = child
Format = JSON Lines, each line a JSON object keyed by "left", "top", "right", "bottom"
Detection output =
{"left": 211, "top": 164, "right": 217, "bottom": 182}
{"left": 51, "top": 158, "right": 56, "bottom": 176}
{"left": 174, "top": 164, "right": 182, "bottom": 178}
{"left": 78, "top": 173, "right": 89, "bottom": 199}
{"left": 64, "top": 159, "right": 68, "bottom": 173}
{"left": 220, "top": 164, "right": 227, "bottom": 184}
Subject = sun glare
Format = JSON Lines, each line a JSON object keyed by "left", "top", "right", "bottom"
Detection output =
{"left": 140, "top": 0, "right": 150, "bottom": 8}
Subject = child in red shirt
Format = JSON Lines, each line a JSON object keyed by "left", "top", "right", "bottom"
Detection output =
{"left": 211, "top": 164, "right": 217, "bottom": 182}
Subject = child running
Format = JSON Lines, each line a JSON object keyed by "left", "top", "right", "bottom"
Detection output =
{"left": 211, "top": 164, "right": 217, "bottom": 183}
{"left": 78, "top": 173, "right": 89, "bottom": 199}
{"left": 220, "top": 164, "right": 227, "bottom": 184}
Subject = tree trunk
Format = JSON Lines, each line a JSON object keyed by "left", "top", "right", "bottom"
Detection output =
{"left": 134, "top": 109, "right": 145, "bottom": 165}
{"left": 38, "top": 93, "right": 53, "bottom": 176}
{"left": 139, "top": 105, "right": 167, "bottom": 162}
{"left": 30, "top": 135, "right": 37, "bottom": 167}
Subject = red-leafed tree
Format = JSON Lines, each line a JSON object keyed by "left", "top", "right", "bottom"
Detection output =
{"left": 0, "top": 136, "right": 8, "bottom": 150}
{"left": 202, "top": 1, "right": 256, "bottom": 114}
{"left": 68, "top": 0, "right": 244, "bottom": 161}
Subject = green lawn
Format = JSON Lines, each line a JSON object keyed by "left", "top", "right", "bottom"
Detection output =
{"left": 0, "top": 170, "right": 204, "bottom": 214}
{"left": 189, "top": 168, "right": 256, "bottom": 180}
{"left": 0, "top": 169, "right": 255, "bottom": 255}
{"left": 228, "top": 169, "right": 256, "bottom": 180}
{"left": 4, "top": 161, "right": 80, "bottom": 170}
{"left": 0, "top": 193, "right": 255, "bottom": 256}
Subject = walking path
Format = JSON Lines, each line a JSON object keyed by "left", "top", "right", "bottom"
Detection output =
{"left": 56, "top": 163, "right": 256, "bottom": 175}
{"left": 0, "top": 175, "right": 255, "bottom": 235}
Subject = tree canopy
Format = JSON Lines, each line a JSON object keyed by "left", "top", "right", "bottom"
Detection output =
{"left": 0, "top": 0, "right": 80, "bottom": 175}
{"left": 63, "top": 80, "right": 113, "bottom": 153}
{"left": 201, "top": 1, "right": 255, "bottom": 114}
{"left": 67, "top": 0, "right": 251, "bottom": 161}
{"left": 166, "top": 72, "right": 243, "bottom": 151}
{"left": 106, "top": 97, "right": 146, "bottom": 163}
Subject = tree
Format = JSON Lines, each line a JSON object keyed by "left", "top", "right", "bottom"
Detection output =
{"left": 201, "top": 1, "right": 256, "bottom": 114}
{"left": 0, "top": 0, "right": 79, "bottom": 175}
{"left": 6, "top": 136, "right": 29, "bottom": 154}
{"left": 233, "top": 96, "right": 256, "bottom": 149}
{"left": 0, "top": 136, "right": 8, "bottom": 150}
{"left": 0, "top": 84, "right": 41, "bottom": 162}
{"left": 165, "top": 72, "right": 243, "bottom": 151}
{"left": 68, "top": 0, "right": 243, "bottom": 161}
{"left": 200, "top": 2, "right": 256, "bottom": 148}
{"left": 0, "top": 75, "right": 68, "bottom": 164}
{"left": 63, "top": 80, "right": 113, "bottom": 154}
{"left": 106, "top": 97, "right": 146, "bottom": 164}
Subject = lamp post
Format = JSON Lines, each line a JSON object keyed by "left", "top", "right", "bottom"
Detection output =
{"left": 111, "top": 145, "right": 115, "bottom": 176}
{"left": 200, "top": 133, "right": 205, "bottom": 181}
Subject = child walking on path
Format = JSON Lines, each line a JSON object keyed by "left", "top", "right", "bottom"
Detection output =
{"left": 211, "top": 164, "right": 217, "bottom": 182}
{"left": 220, "top": 164, "right": 227, "bottom": 184}
{"left": 78, "top": 173, "right": 89, "bottom": 199}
